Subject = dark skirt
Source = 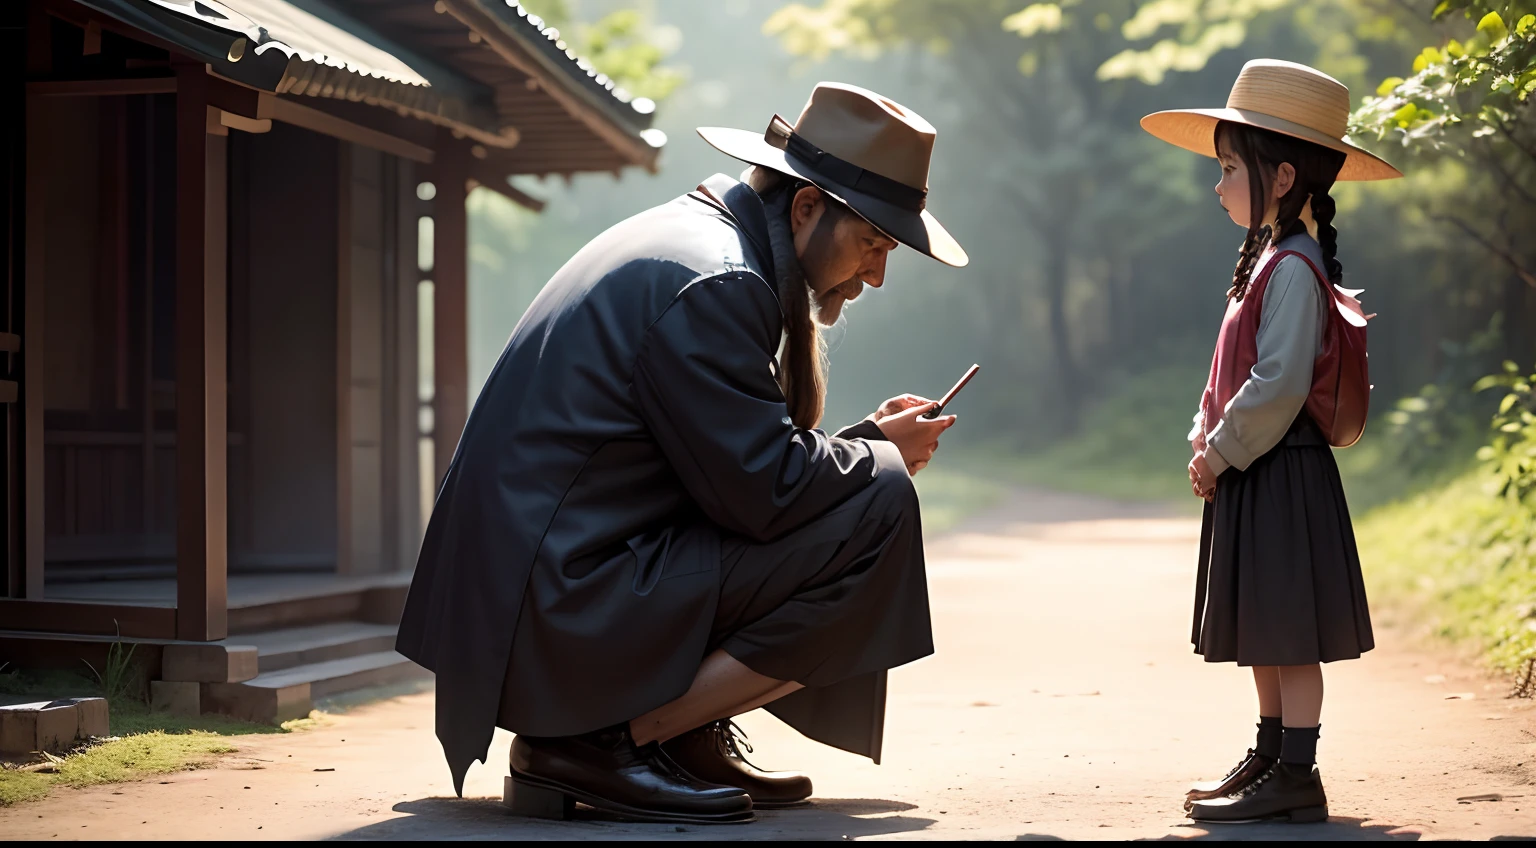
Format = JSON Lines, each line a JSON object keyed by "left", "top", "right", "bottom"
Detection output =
{"left": 1193, "top": 415, "right": 1374, "bottom": 666}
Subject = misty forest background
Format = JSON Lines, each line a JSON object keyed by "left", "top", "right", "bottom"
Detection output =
{"left": 450, "top": 0, "right": 1536, "bottom": 680}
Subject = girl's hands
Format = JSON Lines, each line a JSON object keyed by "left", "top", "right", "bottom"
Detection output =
{"left": 1188, "top": 451, "right": 1217, "bottom": 502}
{"left": 875, "top": 402, "right": 956, "bottom": 475}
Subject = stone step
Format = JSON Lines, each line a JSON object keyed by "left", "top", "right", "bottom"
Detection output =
{"left": 226, "top": 575, "right": 412, "bottom": 635}
{"left": 241, "top": 621, "right": 400, "bottom": 673}
{"left": 202, "top": 651, "right": 430, "bottom": 723}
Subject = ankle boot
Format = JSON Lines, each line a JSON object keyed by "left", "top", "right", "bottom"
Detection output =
{"left": 1188, "top": 762, "right": 1328, "bottom": 824}
{"left": 662, "top": 720, "right": 812, "bottom": 808}
{"left": 1184, "top": 748, "right": 1275, "bottom": 811}
{"left": 509, "top": 724, "right": 753, "bottom": 824}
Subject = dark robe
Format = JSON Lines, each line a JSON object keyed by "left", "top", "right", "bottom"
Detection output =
{"left": 396, "top": 174, "right": 929, "bottom": 794}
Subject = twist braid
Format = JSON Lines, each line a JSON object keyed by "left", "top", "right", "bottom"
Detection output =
{"left": 1229, "top": 224, "right": 1271, "bottom": 302}
{"left": 1272, "top": 187, "right": 1309, "bottom": 245}
{"left": 1311, "top": 190, "right": 1344, "bottom": 286}
{"left": 1216, "top": 119, "right": 1347, "bottom": 301}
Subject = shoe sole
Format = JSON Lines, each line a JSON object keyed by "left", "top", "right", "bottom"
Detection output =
{"left": 508, "top": 772, "right": 756, "bottom": 825}
{"left": 1189, "top": 804, "right": 1329, "bottom": 825}
{"left": 749, "top": 798, "right": 812, "bottom": 810}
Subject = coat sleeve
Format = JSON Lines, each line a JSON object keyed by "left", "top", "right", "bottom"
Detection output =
{"left": 1206, "top": 256, "right": 1324, "bottom": 473}
{"left": 633, "top": 273, "right": 909, "bottom": 543}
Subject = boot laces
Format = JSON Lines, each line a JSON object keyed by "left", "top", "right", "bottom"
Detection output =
{"left": 1222, "top": 749, "right": 1256, "bottom": 780}
{"left": 713, "top": 720, "right": 761, "bottom": 768}
{"left": 1237, "top": 764, "right": 1277, "bottom": 797}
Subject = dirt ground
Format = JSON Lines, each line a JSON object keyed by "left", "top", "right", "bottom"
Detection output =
{"left": 5, "top": 488, "right": 1535, "bottom": 841}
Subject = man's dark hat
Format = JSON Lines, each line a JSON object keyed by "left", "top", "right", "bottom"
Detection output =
{"left": 697, "top": 82, "right": 968, "bottom": 267}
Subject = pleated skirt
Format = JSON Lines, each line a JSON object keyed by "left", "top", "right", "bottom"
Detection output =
{"left": 1193, "top": 415, "right": 1375, "bottom": 666}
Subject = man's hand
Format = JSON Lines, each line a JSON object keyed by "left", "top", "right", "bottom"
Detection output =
{"left": 1188, "top": 451, "right": 1217, "bottom": 502}
{"left": 875, "top": 402, "right": 956, "bottom": 475}
{"left": 872, "top": 394, "right": 936, "bottom": 423}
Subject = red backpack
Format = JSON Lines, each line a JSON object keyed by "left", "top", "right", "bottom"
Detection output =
{"left": 1204, "top": 250, "right": 1371, "bottom": 448}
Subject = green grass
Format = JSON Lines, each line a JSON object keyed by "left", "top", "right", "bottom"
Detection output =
{"left": 0, "top": 668, "right": 319, "bottom": 807}
{"left": 929, "top": 363, "right": 1211, "bottom": 510}
{"left": 1356, "top": 470, "right": 1536, "bottom": 676}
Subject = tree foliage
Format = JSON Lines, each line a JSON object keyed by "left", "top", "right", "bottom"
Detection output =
{"left": 1352, "top": 2, "right": 1536, "bottom": 288}
{"left": 517, "top": 0, "right": 685, "bottom": 102}
{"left": 765, "top": 0, "right": 1211, "bottom": 431}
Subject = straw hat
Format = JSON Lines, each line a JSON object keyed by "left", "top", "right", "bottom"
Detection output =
{"left": 1140, "top": 59, "right": 1401, "bottom": 182}
{"left": 698, "top": 82, "right": 968, "bottom": 267}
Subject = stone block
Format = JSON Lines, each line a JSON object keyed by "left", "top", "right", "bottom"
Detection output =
{"left": 150, "top": 680, "right": 201, "bottom": 718}
{"left": 162, "top": 643, "right": 260, "bottom": 683}
{"left": 74, "top": 697, "right": 110, "bottom": 738}
{"left": 202, "top": 681, "right": 312, "bottom": 724}
{"left": 35, "top": 703, "right": 78, "bottom": 752}
{"left": 0, "top": 707, "right": 38, "bottom": 753}
{"left": 0, "top": 700, "right": 85, "bottom": 754}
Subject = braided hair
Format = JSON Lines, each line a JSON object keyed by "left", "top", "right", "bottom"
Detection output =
{"left": 1215, "top": 121, "right": 1348, "bottom": 300}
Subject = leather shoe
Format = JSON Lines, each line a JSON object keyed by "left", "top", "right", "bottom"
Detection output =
{"left": 663, "top": 720, "right": 813, "bottom": 808}
{"left": 510, "top": 724, "right": 753, "bottom": 824}
{"left": 1184, "top": 748, "right": 1275, "bottom": 811}
{"left": 1188, "top": 761, "right": 1329, "bottom": 823}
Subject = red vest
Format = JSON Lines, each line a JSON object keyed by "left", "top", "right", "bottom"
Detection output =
{"left": 1200, "top": 250, "right": 1372, "bottom": 450}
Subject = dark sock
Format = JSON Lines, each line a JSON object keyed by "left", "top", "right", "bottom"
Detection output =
{"left": 1280, "top": 725, "right": 1321, "bottom": 766}
{"left": 1255, "top": 715, "right": 1283, "bottom": 759}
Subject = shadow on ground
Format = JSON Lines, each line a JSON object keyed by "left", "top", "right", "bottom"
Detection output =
{"left": 331, "top": 797, "right": 932, "bottom": 840}
{"left": 1139, "top": 815, "right": 1427, "bottom": 841}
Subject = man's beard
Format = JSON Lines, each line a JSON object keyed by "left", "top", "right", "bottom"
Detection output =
{"left": 812, "top": 278, "right": 862, "bottom": 326}
{"left": 813, "top": 287, "right": 846, "bottom": 326}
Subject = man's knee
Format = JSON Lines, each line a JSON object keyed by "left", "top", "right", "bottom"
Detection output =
{"left": 865, "top": 469, "right": 919, "bottom": 523}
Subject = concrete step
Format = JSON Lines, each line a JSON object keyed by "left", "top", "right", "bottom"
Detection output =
{"left": 202, "top": 651, "right": 430, "bottom": 723}
{"left": 241, "top": 622, "right": 400, "bottom": 673}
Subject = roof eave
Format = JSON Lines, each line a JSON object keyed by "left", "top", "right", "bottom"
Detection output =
{"left": 436, "top": 0, "right": 661, "bottom": 172}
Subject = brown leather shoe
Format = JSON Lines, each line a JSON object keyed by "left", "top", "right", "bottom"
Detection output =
{"left": 662, "top": 720, "right": 813, "bottom": 809}
{"left": 510, "top": 724, "right": 753, "bottom": 824}
{"left": 1188, "top": 762, "right": 1329, "bottom": 824}
{"left": 1184, "top": 749, "right": 1275, "bottom": 811}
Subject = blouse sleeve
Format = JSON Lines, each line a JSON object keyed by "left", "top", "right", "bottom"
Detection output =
{"left": 1205, "top": 256, "right": 1324, "bottom": 474}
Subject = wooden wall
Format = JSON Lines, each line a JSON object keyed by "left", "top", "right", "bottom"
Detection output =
{"left": 234, "top": 123, "right": 339, "bottom": 571}
{"left": 338, "top": 144, "right": 420, "bottom": 575}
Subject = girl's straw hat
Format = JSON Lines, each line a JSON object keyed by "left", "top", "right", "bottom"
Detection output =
{"left": 1140, "top": 59, "right": 1402, "bottom": 182}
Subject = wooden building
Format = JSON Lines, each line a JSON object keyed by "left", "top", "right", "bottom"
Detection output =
{"left": 0, "top": 0, "right": 663, "bottom": 719}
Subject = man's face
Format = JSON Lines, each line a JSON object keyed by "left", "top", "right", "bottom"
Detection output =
{"left": 788, "top": 186, "right": 899, "bottom": 326}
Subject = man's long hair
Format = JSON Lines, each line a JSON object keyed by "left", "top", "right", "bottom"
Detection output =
{"left": 745, "top": 166, "right": 830, "bottom": 429}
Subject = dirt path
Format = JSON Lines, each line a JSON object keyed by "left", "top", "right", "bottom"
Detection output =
{"left": 6, "top": 489, "right": 1535, "bottom": 840}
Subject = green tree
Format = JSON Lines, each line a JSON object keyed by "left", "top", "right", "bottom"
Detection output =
{"left": 1353, "top": 3, "right": 1536, "bottom": 289}
{"left": 766, "top": 0, "right": 1205, "bottom": 430}
{"left": 518, "top": 0, "right": 686, "bottom": 101}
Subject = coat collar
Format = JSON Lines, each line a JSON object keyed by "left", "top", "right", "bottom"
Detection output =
{"left": 694, "top": 173, "right": 776, "bottom": 279}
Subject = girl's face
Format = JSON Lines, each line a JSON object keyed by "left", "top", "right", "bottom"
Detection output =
{"left": 1214, "top": 145, "right": 1257, "bottom": 228}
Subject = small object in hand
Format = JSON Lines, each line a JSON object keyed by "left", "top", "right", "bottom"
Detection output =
{"left": 922, "top": 364, "right": 979, "bottom": 420}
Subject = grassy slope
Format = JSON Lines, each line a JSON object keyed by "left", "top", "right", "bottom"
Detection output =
{"left": 0, "top": 671, "right": 317, "bottom": 807}
{"left": 1354, "top": 472, "right": 1536, "bottom": 675}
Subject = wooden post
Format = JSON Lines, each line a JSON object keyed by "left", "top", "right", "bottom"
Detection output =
{"left": 431, "top": 136, "right": 469, "bottom": 485}
{"left": 21, "top": 85, "right": 45, "bottom": 600}
{"left": 174, "top": 64, "right": 228, "bottom": 641}
{"left": 335, "top": 144, "right": 353, "bottom": 575}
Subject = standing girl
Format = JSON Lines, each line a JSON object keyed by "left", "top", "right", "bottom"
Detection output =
{"left": 1140, "top": 59, "right": 1402, "bottom": 823}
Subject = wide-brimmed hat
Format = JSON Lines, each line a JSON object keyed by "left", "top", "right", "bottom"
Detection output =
{"left": 1141, "top": 59, "right": 1402, "bottom": 182}
{"left": 698, "top": 82, "right": 968, "bottom": 267}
